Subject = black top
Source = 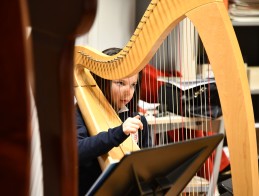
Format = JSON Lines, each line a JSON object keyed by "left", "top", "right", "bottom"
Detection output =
{"left": 76, "top": 105, "right": 151, "bottom": 196}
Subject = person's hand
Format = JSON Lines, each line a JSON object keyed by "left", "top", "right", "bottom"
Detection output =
{"left": 122, "top": 115, "right": 143, "bottom": 135}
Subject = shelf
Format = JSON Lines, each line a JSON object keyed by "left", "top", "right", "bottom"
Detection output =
{"left": 232, "top": 20, "right": 259, "bottom": 26}
{"left": 251, "top": 89, "right": 259, "bottom": 94}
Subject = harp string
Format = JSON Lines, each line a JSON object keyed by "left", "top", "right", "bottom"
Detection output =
{"left": 139, "top": 18, "right": 217, "bottom": 194}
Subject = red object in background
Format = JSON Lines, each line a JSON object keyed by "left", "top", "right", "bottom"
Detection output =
{"left": 140, "top": 64, "right": 181, "bottom": 103}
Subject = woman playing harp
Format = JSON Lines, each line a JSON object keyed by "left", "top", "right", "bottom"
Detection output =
{"left": 76, "top": 48, "right": 152, "bottom": 196}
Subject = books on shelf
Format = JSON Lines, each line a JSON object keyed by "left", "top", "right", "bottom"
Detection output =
{"left": 247, "top": 66, "right": 259, "bottom": 94}
{"left": 229, "top": 0, "right": 259, "bottom": 23}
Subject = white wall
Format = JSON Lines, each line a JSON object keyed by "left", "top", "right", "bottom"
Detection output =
{"left": 76, "top": 0, "right": 136, "bottom": 52}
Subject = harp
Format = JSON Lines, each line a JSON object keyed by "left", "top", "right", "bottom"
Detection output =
{"left": 1, "top": 0, "right": 98, "bottom": 196}
{"left": 1, "top": 1, "right": 31, "bottom": 195}
{"left": 74, "top": 0, "right": 259, "bottom": 195}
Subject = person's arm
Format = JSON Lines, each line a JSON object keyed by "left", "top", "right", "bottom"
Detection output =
{"left": 119, "top": 111, "right": 151, "bottom": 148}
{"left": 76, "top": 105, "right": 128, "bottom": 163}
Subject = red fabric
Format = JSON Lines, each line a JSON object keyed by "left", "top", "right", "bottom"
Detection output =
{"left": 140, "top": 64, "right": 165, "bottom": 103}
{"left": 167, "top": 129, "right": 230, "bottom": 181}
{"left": 140, "top": 64, "right": 176, "bottom": 103}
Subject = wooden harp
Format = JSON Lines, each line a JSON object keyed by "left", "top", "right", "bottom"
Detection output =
{"left": 74, "top": 0, "right": 259, "bottom": 195}
{"left": 74, "top": 66, "right": 140, "bottom": 170}
{"left": 1, "top": 0, "right": 31, "bottom": 195}
{"left": 26, "top": 0, "right": 97, "bottom": 195}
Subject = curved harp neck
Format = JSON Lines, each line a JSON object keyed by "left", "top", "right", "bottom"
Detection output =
{"left": 75, "top": 0, "right": 219, "bottom": 80}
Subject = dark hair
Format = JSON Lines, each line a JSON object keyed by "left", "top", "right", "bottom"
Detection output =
{"left": 102, "top": 47, "right": 121, "bottom": 56}
{"left": 92, "top": 47, "right": 142, "bottom": 114}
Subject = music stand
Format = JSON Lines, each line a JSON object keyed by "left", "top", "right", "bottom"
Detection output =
{"left": 86, "top": 134, "right": 224, "bottom": 196}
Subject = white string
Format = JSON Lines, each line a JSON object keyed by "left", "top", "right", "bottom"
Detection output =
{"left": 29, "top": 87, "right": 43, "bottom": 196}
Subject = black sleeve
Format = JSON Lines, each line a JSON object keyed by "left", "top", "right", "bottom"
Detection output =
{"left": 76, "top": 105, "right": 128, "bottom": 163}
{"left": 138, "top": 115, "right": 153, "bottom": 148}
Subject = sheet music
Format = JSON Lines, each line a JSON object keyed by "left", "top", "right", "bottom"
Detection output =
{"left": 157, "top": 76, "right": 216, "bottom": 91}
{"left": 138, "top": 100, "right": 160, "bottom": 110}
